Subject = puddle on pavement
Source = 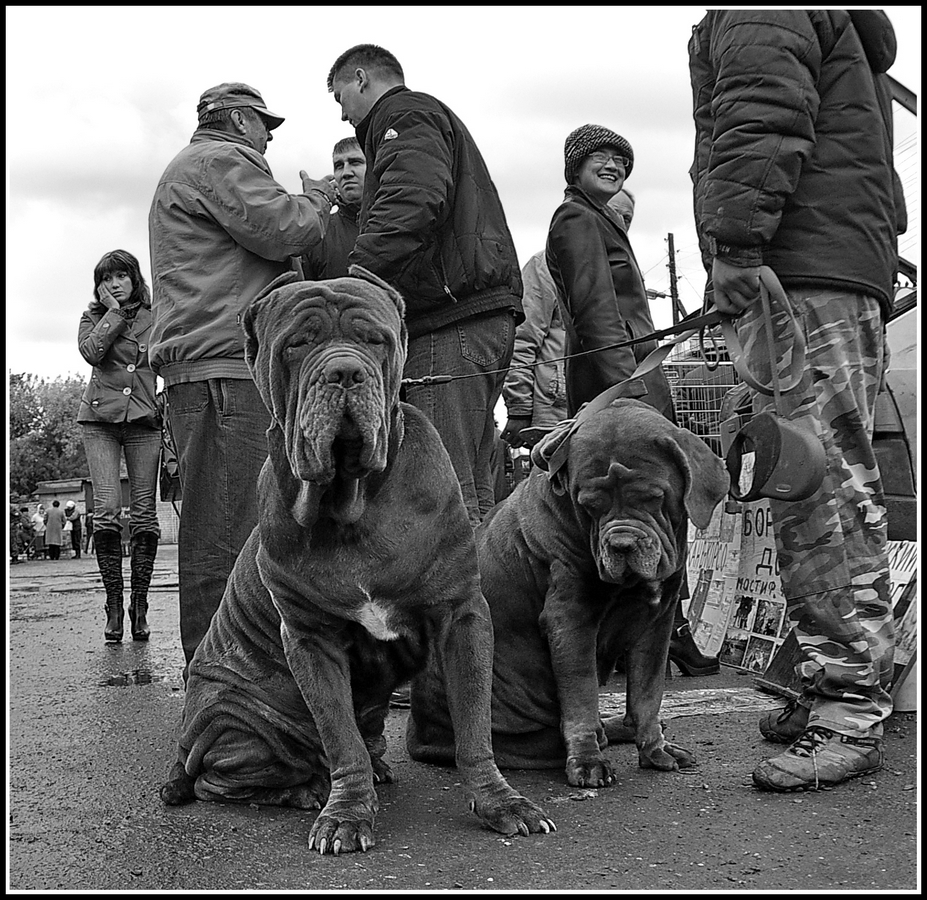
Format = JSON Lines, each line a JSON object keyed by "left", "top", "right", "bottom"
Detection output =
{"left": 100, "top": 669, "right": 167, "bottom": 687}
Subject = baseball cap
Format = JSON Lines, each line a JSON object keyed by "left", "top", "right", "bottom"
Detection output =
{"left": 197, "top": 82, "right": 285, "bottom": 130}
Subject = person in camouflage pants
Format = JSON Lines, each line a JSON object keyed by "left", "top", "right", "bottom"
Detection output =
{"left": 688, "top": 10, "right": 907, "bottom": 791}
{"left": 736, "top": 291, "right": 894, "bottom": 735}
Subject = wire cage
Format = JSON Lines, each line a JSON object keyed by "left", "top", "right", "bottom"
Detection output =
{"left": 663, "top": 334, "right": 743, "bottom": 455}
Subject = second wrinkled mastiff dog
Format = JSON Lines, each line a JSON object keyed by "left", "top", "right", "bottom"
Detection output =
{"left": 160, "top": 268, "right": 554, "bottom": 854}
{"left": 409, "top": 398, "right": 729, "bottom": 787}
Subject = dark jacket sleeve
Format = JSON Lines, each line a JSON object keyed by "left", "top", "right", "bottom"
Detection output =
{"left": 348, "top": 106, "right": 453, "bottom": 284}
{"left": 547, "top": 204, "right": 639, "bottom": 386}
{"left": 78, "top": 308, "right": 129, "bottom": 366}
{"left": 696, "top": 10, "right": 823, "bottom": 265}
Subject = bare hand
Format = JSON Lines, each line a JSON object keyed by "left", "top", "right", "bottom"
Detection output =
{"left": 710, "top": 257, "right": 761, "bottom": 315}
{"left": 98, "top": 283, "right": 120, "bottom": 310}
{"left": 300, "top": 170, "right": 335, "bottom": 202}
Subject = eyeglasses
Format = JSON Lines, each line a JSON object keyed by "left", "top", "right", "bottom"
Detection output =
{"left": 588, "top": 151, "right": 630, "bottom": 168}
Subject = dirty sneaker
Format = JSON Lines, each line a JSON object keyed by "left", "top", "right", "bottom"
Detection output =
{"left": 759, "top": 698, "right": 810, "bottom": 744}
{"left": 752, "top": 725, "right": 883, "bottom": 792}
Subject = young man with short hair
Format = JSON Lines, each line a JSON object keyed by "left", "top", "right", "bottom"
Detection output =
{"left": 327, "top": 44, "right": 524, "bottom": 526}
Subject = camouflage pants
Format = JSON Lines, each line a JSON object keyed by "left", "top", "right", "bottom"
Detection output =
{"left": 736, "top": 287, "right": 893, "bottom": 737}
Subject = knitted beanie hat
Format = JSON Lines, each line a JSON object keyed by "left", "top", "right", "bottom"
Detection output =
{"left": 563, "top": 124, "right": 634, "bottom": 183}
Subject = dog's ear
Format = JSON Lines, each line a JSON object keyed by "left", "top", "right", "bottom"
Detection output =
{"left": 660, "top": 429, "right": 730, "bottom": 530}
{"left": 347, "top": 264, "right": 406, "bottom": 320}
{"left": 530, "top": 418, "right": 578, "bottom": 495}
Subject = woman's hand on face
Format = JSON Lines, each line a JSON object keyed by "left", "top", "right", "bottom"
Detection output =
{"left": 98, "top": 283, "right": 120, "bottom": 310}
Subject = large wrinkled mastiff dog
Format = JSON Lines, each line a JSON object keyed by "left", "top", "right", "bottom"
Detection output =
{"left": 409, "top": 398, "right": 729, "bottom": 787}
{"left": 160, "top": 268, "right": 554, "bottom": 854}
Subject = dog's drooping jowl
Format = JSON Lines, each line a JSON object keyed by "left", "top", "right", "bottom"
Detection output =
{"left": 409, "top": 398, "right": 730, "bottom": 787}
{"left": 160, "top": 268, "right": 554, "bottom": 853}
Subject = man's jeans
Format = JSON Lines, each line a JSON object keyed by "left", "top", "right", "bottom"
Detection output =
{"left": 81, "top": 422, "right": 161, "bottom": 537}
{"left": 167, "top": 378, "right": 269, "bottom": 666}
{"left": 404, "top": 311, "right": 515, "bottom": 526}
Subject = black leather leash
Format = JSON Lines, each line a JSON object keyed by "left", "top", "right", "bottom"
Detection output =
{"left": 400, "top": 307, "right": 728, "bottom": 388}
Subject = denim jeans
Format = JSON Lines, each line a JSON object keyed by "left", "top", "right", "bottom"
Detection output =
{"left": 403, "top": 311, "right": 515, "bottom": 526}
{"left": 167, "top": 378, "right": 269, "bottom": 665}
{"left": 81, "top": 422, "right": 161, "bottom": 537}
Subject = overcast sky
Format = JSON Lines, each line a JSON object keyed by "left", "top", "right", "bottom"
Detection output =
{"left": 5, "top": 5, "right": 921, "bottom": 384}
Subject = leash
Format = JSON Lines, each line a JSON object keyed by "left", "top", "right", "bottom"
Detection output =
{"left": 401, "top": 307, "right": 727, "bottom": 388}
{"left": 537, "top": 267, "right": 805, "bottom": 482}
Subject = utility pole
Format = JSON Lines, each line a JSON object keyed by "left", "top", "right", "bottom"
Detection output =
{"left": 666, "top": 233, "right": 685, "bottom": 325}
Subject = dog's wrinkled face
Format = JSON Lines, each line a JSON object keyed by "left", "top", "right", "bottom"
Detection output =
{"left": 569, "top": 427, "right": 685, "bottom": 588}
{"left": 558, "top": 400, "right": 729, "bottom": 591}
{"left": 242, "top": 269, "right": 407, "bottom": 496}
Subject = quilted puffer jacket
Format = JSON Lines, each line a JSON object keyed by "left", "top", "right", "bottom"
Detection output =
{"left": 689, "top": 9, "right": 907, "bottom": 312}
{"left": 350, "top": 86, "right": 523, "bottom": 338}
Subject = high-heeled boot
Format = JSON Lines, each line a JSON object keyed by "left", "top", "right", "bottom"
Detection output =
{"left": 95, "top": 529, "right": 125, "bottom": 642}
{"left": 129, "top": 531, "right": 159, "bottom": 641}
{"left": 669, "top": 602, "right": 720, "bottom": 676}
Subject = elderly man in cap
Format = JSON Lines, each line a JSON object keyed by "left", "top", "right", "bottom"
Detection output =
{"left": 149, "top": 82, "right": 334, "bottom": 670}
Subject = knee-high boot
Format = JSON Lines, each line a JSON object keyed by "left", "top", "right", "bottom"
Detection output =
{"left": 95, "top": 529, "right": 125, "bottom": 642}
{"left": 129, "top": 532, "right": 159, "bottom": 641}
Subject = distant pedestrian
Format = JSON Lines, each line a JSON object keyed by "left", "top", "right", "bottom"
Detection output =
{"left": 65, "top": 501, "right": 82, "bottom": 559}
{"left": 78, "top": 249, "right": 161, "bottom": 643}
{"left": 17, "top": 507, "right": 34, "bottom": 562}
{"left": 84, "top": 511, "right": 94, "bottom": 554}
{"left": 10, "top": 505, "right": 23, "bottom": 563}
{"left": 30, "top": 504, "right": 47, "bottom": 559}
{"left": 44, "top": 501, "right": 66, "bottom": 561}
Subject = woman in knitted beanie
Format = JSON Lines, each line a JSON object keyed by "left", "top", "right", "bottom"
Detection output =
{"left": 546, "top": 123, "right": 672, "bottom": 418}
{"left": 545, "top": 124, "right": 720, "bottom": 677}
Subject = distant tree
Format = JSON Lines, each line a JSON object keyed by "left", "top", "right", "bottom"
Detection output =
{"left": 8, "top": 373, "right": 88, "bottom": 498}
{"left": 9, "top": 373, "right": 40, "bottom": 440}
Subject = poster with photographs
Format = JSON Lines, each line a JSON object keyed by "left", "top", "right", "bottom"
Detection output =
{"left": 717, "top": 501, "right": 789, "bottom": 672}
{"left": 687, "top": 498, "right": 789, "bottom": 672}
{"left": 686, "top": 501, "right": 742, "bottom": 658}
{"left": 688, "top": 494, "right": 919, "bottom": 679}
{"left": 886, "top": 541, "right": 918, "bottom": 670}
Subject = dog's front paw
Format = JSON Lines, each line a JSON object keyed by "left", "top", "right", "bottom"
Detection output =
{"left": 308, "top": 798, "right": 376, "bottom": 855}
{"left": 565, "top": 754, "right": 616, "bottom": 788}
{"left": 471, "top": 788, "right": 556, "bottom": 837}
{"left": 638, "top": 740, "right": 696, "bottom": 771}
{"left": 308, "top": 812, "right": 375, "bottom": 855}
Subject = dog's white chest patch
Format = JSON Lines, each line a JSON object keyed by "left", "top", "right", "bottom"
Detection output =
{"left": 357, "top": 600, "right": 400, "bottom": 641}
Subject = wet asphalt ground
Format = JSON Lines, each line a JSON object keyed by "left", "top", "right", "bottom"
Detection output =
{"left": 7, "top": 545, "right": 919, "bottom": 892}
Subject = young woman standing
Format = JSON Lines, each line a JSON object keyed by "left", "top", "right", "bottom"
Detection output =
{"left": 78, "top": 249, "right": 160, "bottom": 642}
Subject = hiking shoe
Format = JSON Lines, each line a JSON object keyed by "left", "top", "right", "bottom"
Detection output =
{"left": 752, "top": 725, "right": 883, "bottom": 792}
{"left": 759, "top": 698, "right": 810, "bottom": 744}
